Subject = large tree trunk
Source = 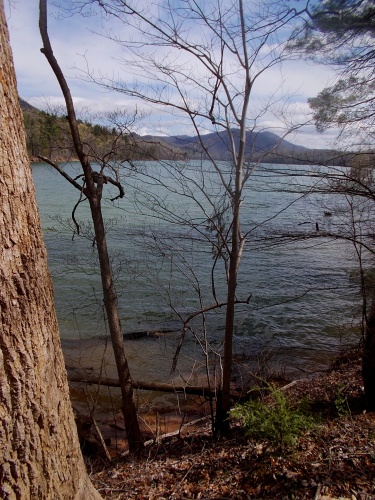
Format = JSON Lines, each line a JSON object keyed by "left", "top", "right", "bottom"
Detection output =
{"left": 363, "top": 298, "right": 375, "bottom": 411}
{"left": 0, "top": 4, "right": 101, "bottom": 498}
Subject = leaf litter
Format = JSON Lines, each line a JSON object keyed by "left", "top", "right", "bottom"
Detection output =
{"left": 87, "top": 349, "right": 375, "bottom": 499}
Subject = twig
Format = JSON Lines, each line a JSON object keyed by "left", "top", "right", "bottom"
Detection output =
{"left": 171, "top": 295, "right": 252, "bottom": 373}
{"left": 314, "top": 484, "right": 322, "bottom": 500}
{"left": 91, "top": 415, "right": 112, "bottom": 461}
{"left": 84, "top": 392, "right": 112, "bottom": 461}
{"left": 141, "top": 415, "right": 211, "bottom": 448}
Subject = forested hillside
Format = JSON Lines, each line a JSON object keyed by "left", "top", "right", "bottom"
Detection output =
{"left": 20, "top": 98, "right": 184, "bottom": 162}
{"left": 20, "top": 99, "right": 343, "bottom": 165}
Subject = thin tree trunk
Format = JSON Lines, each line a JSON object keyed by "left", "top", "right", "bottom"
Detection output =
{"left": 363, "top": 298, "right": 375, "bottom": 410}
{"left": 89, "top": 200, "right": 143, "bottom": 448}
{"left": 0, "top": 3, "right": 101, "bottom": 497}
{"left": 218, "top": 229, "right": 239, "bottom": 433}
{"left": 216, "top": 0, "right": 251, "bottom": 434}
{"left": 39, "top": 0, "right": 142, "bottom": 452}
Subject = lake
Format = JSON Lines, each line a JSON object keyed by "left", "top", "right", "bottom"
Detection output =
{"left": 32, "top": 160, "right": 361, "bottom": 383}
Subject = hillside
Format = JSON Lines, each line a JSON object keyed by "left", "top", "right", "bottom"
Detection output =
{"left": 20, "top": 98, "right": 181, "bottom": 162}
{"left": 20, "top": 99, "right": 342, "bottom": 165}
{"left": 19, "top": 97, "right": 38, "bottom": 111}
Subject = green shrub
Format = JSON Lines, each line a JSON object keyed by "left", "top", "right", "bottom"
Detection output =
{"left": 334, "top": 384, "right": 351, "bottom": 418}
{"left": 231, "top": 385, "right": 318, "bottom": 448}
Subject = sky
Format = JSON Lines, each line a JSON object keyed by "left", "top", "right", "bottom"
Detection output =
{"left": 5, "top": 0, "right": 341, "bottom": 149}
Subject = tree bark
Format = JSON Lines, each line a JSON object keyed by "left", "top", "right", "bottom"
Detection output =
{"left": 0, "top": 3, "right": 101, "bottom": 498}
{"left": 363, "top": 298, "right": 375, "bottom": 411}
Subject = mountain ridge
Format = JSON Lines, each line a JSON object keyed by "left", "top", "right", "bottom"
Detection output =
{"left": 20, "top": 98, "right": 343, "bottom": 165}
{"left": 142, "top": 128, "right": 309, "bottom": 162}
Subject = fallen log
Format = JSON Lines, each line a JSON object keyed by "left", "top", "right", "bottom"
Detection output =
{"left": 122, "top": 328, "right": 178, "bottom": 340}
{"left": 68, "top": 373, "right": 242, "bottom": 399}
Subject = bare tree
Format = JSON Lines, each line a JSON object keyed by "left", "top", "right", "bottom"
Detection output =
{"left": 39, "top": 0, "right": 143, "bottom": 451}
{"left": 0, "top": 2, "right": 101, "bottom": 497}
{"left": 73, "top": 0, "right": 309, "bottom": 431}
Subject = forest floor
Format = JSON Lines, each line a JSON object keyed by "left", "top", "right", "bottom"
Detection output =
{"left": 85, "top": 349, "right": 375, "bottom": 499}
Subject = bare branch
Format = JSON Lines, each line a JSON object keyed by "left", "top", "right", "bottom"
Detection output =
{"left": 171, "top": 294, "right": 252, "bottom": 374}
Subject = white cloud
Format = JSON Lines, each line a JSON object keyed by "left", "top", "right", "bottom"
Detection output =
{"left": 5, "top": 1, "right": 340, "bottom": 149}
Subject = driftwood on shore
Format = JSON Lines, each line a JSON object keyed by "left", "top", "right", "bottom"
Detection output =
{"left": 68, "top": 373, "right": 242, "bottom": 399}
{"left": 122, "top": 328, "right": 178, "bottom": 340}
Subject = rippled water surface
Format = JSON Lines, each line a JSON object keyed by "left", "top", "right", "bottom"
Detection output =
{"left": 32, "top": 161, "right": 361, "bottom": 378}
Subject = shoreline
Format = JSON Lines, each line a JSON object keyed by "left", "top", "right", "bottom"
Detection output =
{"left": 88, "top": 348, "right": 375, "bottom": 499}
{"left": 62, "top": 334, "right": 353, "bottom": 389}
{"left": 62, "top": 336, "right": 359, "bottom": 456}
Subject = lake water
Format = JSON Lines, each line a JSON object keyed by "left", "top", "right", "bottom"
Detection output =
{"left": 32, "top": 161, "right": 361, "bottom": 381}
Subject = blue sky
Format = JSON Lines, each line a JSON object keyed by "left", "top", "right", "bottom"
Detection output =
{"left": 5, "top": 0, "right": 340, "bottom": 148}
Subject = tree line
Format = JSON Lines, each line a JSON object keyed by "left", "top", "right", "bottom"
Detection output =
{"left": 21, "top": 99, "right": 184, "bottom": 162}
{"left": 21, "top": 100, "right": 351, "bottom": 166}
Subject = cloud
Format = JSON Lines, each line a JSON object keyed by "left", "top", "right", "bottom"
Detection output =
{"left": 5, "top": 1, "right": 340, "bottom": 149}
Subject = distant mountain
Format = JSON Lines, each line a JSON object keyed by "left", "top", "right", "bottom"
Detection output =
{"left": 141, "top": 128, "right": 336, "bottom": 164}
{"left": 19, "top": 98, "right": 38, "bottom": 112}
{"left": 145, "top": 129, "right": 305, "bottom": 155}
{"left": 20, "top": 97, "right": 344, "bottom": 165}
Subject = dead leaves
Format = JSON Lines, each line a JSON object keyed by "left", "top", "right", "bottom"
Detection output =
{"left": 90, "top": 351, "right": 375, "bottom": 499}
